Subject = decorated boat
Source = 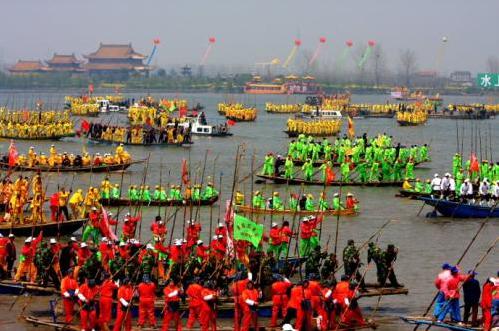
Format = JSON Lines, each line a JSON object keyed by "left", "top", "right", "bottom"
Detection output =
{"left": 100, "top": 196, "right": 218, "bottom": 207}
{"left": 0, "top": 219, "right": 86, "bottom": 237}
{"left": 0, "top": 160, "right": 144, "bottom": 173}
{"left": 417, "top": 197, "right": 499, "bottom": 218}
{"left": 256, "top": 174, "right": 406, "bottom": 187}
{"left": 87, "top": 137, "right": 192, "bottom": 147}
{"left": 234, "top": 204, "right": 358, "bottom": 216}
{"left": 400, "top": 316, "right": 483, "bottom": 331}
{"left": 0, "top": 133, "right": 76, "bottom": 141}
{"left": 396, "top": 189, "right": 431, "bottom": 199}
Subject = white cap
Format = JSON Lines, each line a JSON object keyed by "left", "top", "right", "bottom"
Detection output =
{"left": 197, "top": 239, "right": 203, "bottom": 245}
{"left": 302, "top": 217, "right": 310, "bottom": 222}
{"left": 70, "top": 236, "right": 77, "bottom": 242}
{"left": 218, "top": 222, "right": 224, "bottom": 227}
{"left": 91, "top": 206, "right": 97, "bottom": 211}
{"left": 334, "top": 193, "right": 339, "bottom": 196}
{"left": 217, "top": 234, "right": 224, "bottom": 239}
{"left": 107, "top": 212, "right": 113, "bottom": 216}
{"left": 8, "top": 234, "right": 15, "bottom": 238}
{"left": 282, "top": 324, "right": 297, "bottom": 331}
{"left": 0, "top": 233, "right": 3, "bottom": 238}
{"left": 271, "top": 222, "right": 278, "bottom": 228}
{"left": 445, "top": 173, "right": 450, "bottom": 177}
{"left": 80, "top": 242, "right": 88, "bottom": 248}
{"left": 182, "top": 239, "right": 187, "bottom": 243}
{"left": 101, "top": 237, "right": 108, "bottom": 242}
{"left": 119, "top": 242, "right": 126, "bottom": 247}
{"left": 434, "top": 173, "right": 439, "bottom": 177}
{"left": 25, "top": 237, "right": 33, "bottom": 243}
{"left": 212, "top": 235, "right": 218, "bottom": 240}
{"left": 146, "top": 243, "right": 154, "bottom": 250}
{"left": 174, "top": 240, "right": 182, "bottom": 246}
{"left": 49, "top": 238, "right": 57, "bottom": 244}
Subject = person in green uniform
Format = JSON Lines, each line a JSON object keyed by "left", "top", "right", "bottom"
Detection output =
{"left": 128, "top": 185, "right": 139, "bottom": 202}
{"left": 302, "top": 159, "right": 314, "bottom": 181}
{"left": 305, "top": 194, "right": 315, "bottom": 211}
{"left": 340, "top": 161, "right": 350, "bottom": 182}
{"left": 111, "top": 184, "right": 121, "bottom": 200}
{"left": 414, "top": 178, "right": 423, "bottom": 192}
{"left": 452, "top": 153, "right": 462, "bottom": 178}
{"left": 424, "top": 179, "right": 432, "bottom": 194}
{"left": 332, "top": 193, "right": 343, "bottom": 210}
{"left": 252, "top": 191, "right": 265, "bottom": 209}
{"left": 318, "top": 192, "right": 328, "bottom": 211}
{"left": 192, "top": 184, "right": 201, "bottom": 201}
{"left": 288, "top": 193, "right": 299, "bottom": 211}
{"left": 262, "top": 153, "right": 275, "bottom": 176}
{"left": 480, "top": 160, "right": 490, "bottom": 181}
{"left": 153, "top": 185, "right": 162, "bottom": 201}
{"left": 141, "top": 185, "right": 152, "bottom": 203}
{"left": 393, "top": 159, "right": 404, "bottom": 182}
{"left": 381, "top": 158, "right": 393, "bottom": 181}
{"left": 420, "top": 144, "right": 429, "bottom": 162}
{"left": 405, "top": 158, "right": 415, "bottom": 180}
{"left": 369, "top": 161, "right": 380, "bottom": 182}
{"left": 284, "top": 156, "right": 294, "bottom": 179}
{"left": 272, "top": 192, "right": 284, "bottom": 210}
{"left": 356, "top": 160, "right": 368, "bottom": 183}
{"left": 202, "top": 182, "right": 218, "bottom": 200}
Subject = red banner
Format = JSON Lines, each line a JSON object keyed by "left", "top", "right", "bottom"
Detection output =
{"left": 8, "top": 141, "right": 18, "bottom": 167}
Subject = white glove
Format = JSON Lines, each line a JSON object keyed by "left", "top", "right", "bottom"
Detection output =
{"left": 248, "top": 272, "right": 253, "bottom": 281}
{"left": 203, "top": 294, "right": 214, "bottom": 301}
{"left": 283, "top": 278, "right": 290, "bottom": 283}
{"left": 245, "top": 299, "right": 255, "bottom": 306}
{"left": 325, "top": 290, "right": 332, "bottom": 298}
{"left": 77, "top": 293, "right": 87, "bottom": 302}
{"left": 63, "top": 291, "right": 70, "bottom": 298}
{"left": 344, "top": 298, "right": 350, "bottom": 306}
{"left": 168, "top": 290, "right": 179, "bottom": 298}
{"left": 119, "top": 298, "right": 129, "bottom": 307}
{"left": 333, "top": 299, "right": 338, "bottom": 304}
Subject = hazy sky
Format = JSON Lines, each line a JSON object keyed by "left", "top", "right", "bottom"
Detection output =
{"left": 0, "top": 0, "right": 497, "bottom": 73}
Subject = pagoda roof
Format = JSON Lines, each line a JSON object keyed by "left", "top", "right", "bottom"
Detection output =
{"left": 84, "top": 43, "right": 146, "bottom": 60}
{"left": 46, "top": 53, "right": 83, "bottom": 65}
{"left": 84, "top": 62, "right": 149, "bottom": 71}
{"left": 9, "top": 60, "right": 48, "bottom": 73}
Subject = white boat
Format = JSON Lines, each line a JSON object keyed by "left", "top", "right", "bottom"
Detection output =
{"left": 168, "top": 113, "right": 233, "bottom": 137}
{"left": 304, "top": 109, "right": 343, "bottom": 119}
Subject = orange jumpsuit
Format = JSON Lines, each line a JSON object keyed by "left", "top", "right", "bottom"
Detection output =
{"left": 113, "top": 284, "right": 134, "bottom": 331}
{"left": 162, "top": 284, "right": 182, "bottom": 331}
{"left": 334, "top": 281, "right": 365, "bottom": 327}
{"left": 271, "top": 279, "right": 292, "bottom": 327}
{"left": 287, "top": 285, "right": 312, "bottom": 330}
{"left": 200, "top": 288, "right": 217, "bottom": 331}
{"left": 186, "top": 282, "right": 204, "bottom": 328}
{"left": 14, "top": 233, "right": 42, "bottom": 282}
{"left": 60, "top": 275, "right": 78, "bottom": 323}
{"left": 309, "top": 280, "right": 327, "bottom": 328}
{"left": 138, "top": 281, "right": 157, "bottom": 327}
{"left": 232, "top": 279, "right": 249, "bottom": 331}
{"left": 77, "top": 283, "right": 100, "bottom": 331}
{"left": 99, "top": 279, "right": 118, "bottom": 325}
{"left": 241, "top": 288, "right": 259, "bottom": 331}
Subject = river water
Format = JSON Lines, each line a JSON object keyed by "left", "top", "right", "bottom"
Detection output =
{"left": 0, "top": 91, "right": 497, "bottom": 330}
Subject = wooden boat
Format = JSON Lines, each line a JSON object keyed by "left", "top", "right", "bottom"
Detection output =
{"left": 284, "top": 130, "right": 339, "bottom": 138}
{"left": 359, "top": 287, "right": 409, "bottom": 298}
{"left": 225, "top": 115, "right": 255, "bottom": 122}
{"left": 397, "top": 120, "right": 425, "bottom": 126}
{"left": 362, "top": 112, "right": 395, "bottom": 118}
{"left": 100, "top": 196, "right": 218, "bottom": 207}
{"left": 88, "top": 137, "right": 192, "bottom": 147}
{"left": 400, "top": 316, "right": 483, "bottom": 331}
{"left": 396, "top": 189, "right": 431, "bottom": 199}
{"left": 256, "top": 174, "right": 405, "bottom": 187}
{"left": 418, "top": 197, "right": 499, "bottom": 218}
{"left": 291, "top": 158, "right": 426, "bottom": 168}
{"left": 0, "top": 133, "right": 76, "bottom": 141}
{"left": 0, "top": 280, "right": 58, "bottom": 295}
{"left": 0, "top": 218, "right": 86, "bottom": 237}
{"left": 428, "top": 112, "right": 492, "bottom": 120}
{"left": 0, "top": 160, "right": 144, "bottom": 173}
{"left": 234, "top": 204, "right": 358, "bottom": 216}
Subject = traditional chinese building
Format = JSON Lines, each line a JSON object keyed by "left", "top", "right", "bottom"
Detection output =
{"left": 8, "top": 60, "right": 48, "bottom": 75}
{"left": 45, "top": 53, "right": 84, "bottom": 73}
{"left": 83, "top": 43, "right": 149, "bottom": 77}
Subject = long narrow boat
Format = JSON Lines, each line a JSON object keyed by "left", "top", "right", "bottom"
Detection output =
{"left": 88, "top": 137, "right": 192, "bottom": 147}
{"left": 100, "top": 196, "right": 218, "bottom": 207}
{"left": 0, "top": 219, "right": 86, "bottom": 237}
{"left": 397, "top": 120, "right": 425, "bottom": 126}
{"left": 291, "top": 158, "right": 426, "bottom": 167}
{"left": 234, "top": 204, "right": 358, "bottom": 216}
{"left": 400, "top": 316, "right": 482, "bottom": 331}
{"left": 256, "top": 174, "right": 405, "bottom": 187}
{"left": 0, "top": 133, "right": 76, "bottom": 141}
{"left": 418, "top": 197, "right": 499, "bottom": 218}
{"left": 0, "top": 280, "right": 58, "bottom": 295}
{"left": 396, "top": 189, "right": 431, "bottom": 199}
{"left": 0, "top": 160, "right": 144, "bottom": 173}
{"left": 284, "top": 130, "right": 339, "bottom": 138}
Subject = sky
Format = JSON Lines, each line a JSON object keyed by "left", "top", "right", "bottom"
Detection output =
{"left": 0, "top": 0, "right": 497, "bottom": 74}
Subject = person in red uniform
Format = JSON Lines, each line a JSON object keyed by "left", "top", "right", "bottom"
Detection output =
{"left": 268, "top": 223, "right": 282, "bottom": 258}
{"left": 284, "top": 280, "right": 312, "bottom": 330}
{"left": 270, "top": 276, "right": 292, "bottom": 327}
{"left": 195, "top": 240, "right": 209, "bottom": 261}
{"left": 280, "top": 221, "right": 294, "bottom": 257}
{"left": 210, "top": 235, "right": 226, "bottom": 260}
{"left": 74, "top": 242, "right": 91, "bottom": 278}
{"left": 215, "top": 222, "right": 227, "bottom": 243}
{"left": 186, "top": 220, "right": 202, "bottom": 248}
{"left": 186, "top": 278, "right": 204, "bottom": 328}
{"left": 162, "top": 278, "right": 182, "bottom": 331}
{"left": 482, "top": 277, "right": 495, "bottom": 331}
{"left": 339, "top": 280, "right": 366, "bottom": 327}
{"left": 169, "top": 240, "right": 184, "bottom": 264}
{"left": 323, "top": 281, "right": 338, "bottom": 330}
{"left": 77, "top": 278, "right": 100, "bottom": 331}
{"left": 200, "top": 281, "right": 218, "bottom": 331}
{"left": 233, "top": 272, "right": 252, "bottom": 331}
{"left": 113, "top": 278, "right": 134, "bottom": 331}
{"left": 151, "top": 216, "right": 167, "bottom": 241}
{"left": 241, "top": 281, "right": 260, "bottom": 331}
{"left": 137, "top": 274, "right": 157, "bottom": 327}
{"left": 60, "top": 269, "right": 78, "bottom": 324}
{"left": 345, "top": 193, "right": 359, "bottom": 210}
{"left": 99, "top": 273, "right": 118, "bottom": 330}
{"left": 49, "top": 192, "right": 60, "bottom": 222}
{"left": 122, "top": 213, "right": 140, "bottom": 240}
{"left": 308, "top": 274, "right": 327, "bottom": 329}
{"left": 99, "top": 238, "right": 115, "bottom": 272}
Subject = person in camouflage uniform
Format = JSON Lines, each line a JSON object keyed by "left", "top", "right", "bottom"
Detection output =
{"left": 342, "top": 239, "right": 366, "bottom": 290}
{"left": 367, "top": 242, "right": 386, "bottom": 285}
{"left": 382, "top": 244, "right": 401, "bottom": 287}
{"left": 35, "top": 242, "right": 61, "bottom": 288}
{"left": 140, "top": 245, "right": 156, "bottom": 280}
{"left": 305, "top": 246, "right": 327, "bottom": 279}
{"left": 320, "top": 253, "right": 338, "bottom": 282}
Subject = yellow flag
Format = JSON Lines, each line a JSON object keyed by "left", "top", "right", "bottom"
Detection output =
{"left": 347, "top": 116, "right": 355, "bottom": 138}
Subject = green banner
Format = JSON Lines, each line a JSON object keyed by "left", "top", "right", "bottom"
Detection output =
{"left": 477, "top": 73, "right": 499, "bottom": 88}
{"left": 233, "top": 214, "right": 264, "bottom": 248}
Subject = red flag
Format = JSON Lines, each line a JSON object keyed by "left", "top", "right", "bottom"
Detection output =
{"left": 227, "top": 119, "right": 236, "bottom": 126}
{"left": 101, "top": 206, "right": 118, "bottom": 241}
{"left": 181, "top": 159, "right": 189, "bottom": 185}
{"left": 88, "top": 84, "right": 94, "bottom": 94}
{"left": 8, "top": 141, "right": 18, "bottom": 167}
{"left": 470, "top": 153, "right": 479, "bottom": 173}
{"left": 325, "top": 167, "right": 335, "bottom": 184}
{"left": 81, "top": 119, "right": 90, "bottom": 133}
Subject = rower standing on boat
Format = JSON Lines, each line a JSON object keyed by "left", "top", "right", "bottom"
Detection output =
{"left": 343, "top": 239, "right": 366, "bottom": 291}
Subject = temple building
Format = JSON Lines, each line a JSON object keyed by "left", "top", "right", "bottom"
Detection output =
{"left": 45, "top": 53, "right": 84, "bottom": 73}
{"left": 8, "top": 60, "right": 48, "bottom": 75}
{"left": 83, "top": 43, "right": 149, "bottom": 77}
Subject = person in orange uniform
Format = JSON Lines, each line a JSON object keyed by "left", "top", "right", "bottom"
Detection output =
{"left": 270, "top": 275, "right": 292, "bottom": 327}
{"left": 481, "top": 277, "right": 495, "bottom": 331}
{"left": 186, "top": 277, "right": 204, "bottom": 328}
{"left": 186, "top": 220, "right": 202, "bottom": 248}
{"left": 60, "top": 269, "right": 78, "bottom": 324}
{"left": 113, "top": 278, "right": 134, "bottom": 331}
{"left": 339, "top": 280, "right": 366, "bottom": 327}
{"left": 200, "top": 281, "right": 218, "bottom": 331}
{"left": 233, "top": 272, "right": 252, "bottom": 331}
{"left": 284, "top": 280, "right": 312, "bottom": 330}
{"left": 323, "top": 281, "right": 338, "bottom": 330}
{"left": 308, "top": 274, "right": 327, "bottom": 330}
{"left": 77, "top": 278, "right": 100, "bottom": 331}
{"left": 241, "top": 281, "right": 260, "bottom": 331}
{"left": 162, "top": 278, "right": 182, "bottom": 331}
{"left": 14, "top": 232, "right": 42, "bottom": 282}
{"left": 138, "top": 274, "right": 157, "bottom": 328}
{"left": 99, "top": 273, "right": 119, "bottom": 331}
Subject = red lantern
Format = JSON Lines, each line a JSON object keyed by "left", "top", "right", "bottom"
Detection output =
{"left": 319, "top": 37, "right": 326, "bottom": 43}
{"left": 346, "top": 40, "right": 353, "bottom": 47}
{"left": 153, "top": 38, "right": 160, "bottom": 45}
{"left": 209, "top": 37, "right": 216, "bottom": 44}
{"left": 368, "top": 40, "right": 376, "bottom": 47}
{"left": 294, "top": 39, "right": 302, "bottom": 46}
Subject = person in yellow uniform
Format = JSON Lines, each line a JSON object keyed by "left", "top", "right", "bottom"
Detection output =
{"left": 69, "top": 189, "right": 84, "bottom": 219}
{"left": 100, "top": 177, "right": 112, "bottom": 199}
{"left": 57, "top": 187, "right": 70, "bottom": 221}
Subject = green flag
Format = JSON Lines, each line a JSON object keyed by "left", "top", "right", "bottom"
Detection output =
{"left": 233, "top": 214, "right": 264, "bottom": 248}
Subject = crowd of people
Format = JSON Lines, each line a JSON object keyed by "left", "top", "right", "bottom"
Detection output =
{"left": 0, "top": 205, "right": 404, "bottom": 331}
{"left": 0, "top": 109, "right": 74, "bottom": 139}
{"left": 265, "top": 102, "right": 302, "bottom": 113}
{"left": 85, "top": 122, "right": 191, "bottom": 145}
{"left": 396, "top": 110, "right": 428, "bottom": 125}
{"left": 286, "top": 119, "right": 342, "bottom": 137}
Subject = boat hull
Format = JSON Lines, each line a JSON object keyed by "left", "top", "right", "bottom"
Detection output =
{"left": 88, "top": 137, "right": 191, "bottom": 147}
{"left": 0, "top": 160, "right": 142, "bottom": 173}
{"left": 0, "top": 219, "right": 86, "bottom": 237}
{"left": 418, "top": 197, "right": 499, "bottom": 218}
{"left": 0, "top": 133, "right": 76, "bottom": 141}
{"left": 400, "top": 316, "right": 481, "bottom": 331}
{"left": 257, "top": 174, "right": 405, "bottom": 187}
{"left": 100, "top": 196, "right": 218, "bottom": 207}
{"left": 234, "top": 204, "right": 358, "bottom": 216}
